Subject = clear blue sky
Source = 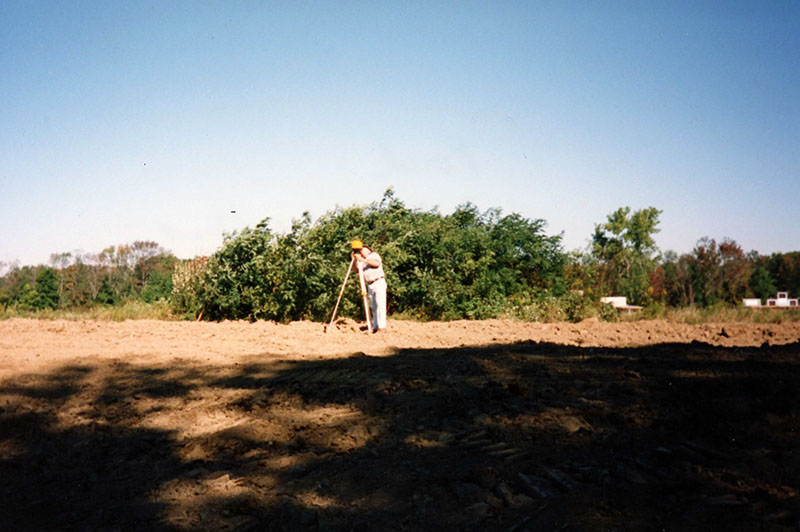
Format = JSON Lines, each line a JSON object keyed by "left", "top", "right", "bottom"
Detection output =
{"left": 2, "top": 1, "right": 798, "bottom": 266}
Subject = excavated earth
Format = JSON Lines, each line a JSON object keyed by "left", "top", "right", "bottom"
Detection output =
{"left": 1, "top": 317, "right": 799, "bottom": 531}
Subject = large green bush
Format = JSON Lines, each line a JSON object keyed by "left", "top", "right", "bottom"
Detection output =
{"left": 178, "top": 190, "right": 569, "bottom": 322}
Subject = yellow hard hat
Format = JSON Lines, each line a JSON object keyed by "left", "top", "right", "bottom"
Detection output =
{"left": 351, "top": 239, "right": 363, "bottom": 250}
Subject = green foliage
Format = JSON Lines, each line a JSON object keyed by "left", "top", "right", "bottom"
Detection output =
{"left": 141, "top": 270, "right": 174, "bottom": 303}
{"left": 659, "top": 237, "right": 757, "bottom": 308}
{"left": 659, "top": 250, "right": 692, "bottom": 306}
{"left": 640, "top": 301, "right": 667, "bottom": 320}
{"left": 0, "top": 242, "right": 177, "bottom": 313}
{"left": 17, "top": 283, "right": 39, "bottom": 311}
{"left": 4, "top": 195, "right": 799, "bottom": 322}
{"left": 690, "top": 237, "right": 722, "bottom": 306}
{"left": 198, "top": 220, "right": 277, "bottom": 321}
{"left": 179, "top": 189, "right": 569, "bottom": 322}
{"left": 12, "top": 268, "right": 59, "bottom": 311}
{"left": 0, "top": 286, "right": 9, "bottom": 311}
{"left": 767, "top": 251, "right": 800, "bottom": 297}
{"left": 749, "top": 262, "right": 776, "bottom": 301}
{"left": 502, "top": 290, "right": 600, "bottom": 323}
{"left": 2, "top": 266, "right": 35, "bottom": 307}
{"left": 598, "top": 301, "right": 620, "bottom": 322}
{"left": 372, "top": 198, "right": 566, "bottom": 320}
{"left": 718, "top": 239, "right": 752, "bottom": 304}
{"left": 95, "top": 279, "right": 116, "bottom": 305}
{"left": 592, "top": 206, "right": 661, "bottom": 305}
{"left": 35, "top": 268, "right": 60, "bottom": 310}
{"left": 655, "top": 239, "right": 800, "bottom": 309}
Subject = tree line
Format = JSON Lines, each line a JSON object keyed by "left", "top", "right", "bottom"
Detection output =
{"left": 2, "top": 190, "right": 798, "bottom": 321}
{"left": 0, "top": 241, "right": 176, "bottom": 312}
{"left": 577, "top": 206, "right": 799, "bottom": 309}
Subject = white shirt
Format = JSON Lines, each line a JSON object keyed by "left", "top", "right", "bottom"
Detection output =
{"left": 362, "top": 251, "right": 385, "bottom": 284}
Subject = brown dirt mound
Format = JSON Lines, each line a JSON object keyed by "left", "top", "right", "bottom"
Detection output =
{"left": 1, "top": 318, "right": 799, "bottom": 531}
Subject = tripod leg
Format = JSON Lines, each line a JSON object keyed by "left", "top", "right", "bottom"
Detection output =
{"left": 325, "top": 256, "right": 354, "bottom": 333}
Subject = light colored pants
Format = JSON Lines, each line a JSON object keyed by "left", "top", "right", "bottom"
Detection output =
{"left": 367, "top": 278, "right": 387, "bottom": 331}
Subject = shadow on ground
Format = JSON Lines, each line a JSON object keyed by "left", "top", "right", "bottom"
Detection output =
{"left": 1, "top": 340, "right": 799, "bottom": 531}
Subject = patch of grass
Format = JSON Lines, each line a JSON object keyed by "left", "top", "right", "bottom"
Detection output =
{"left": 499, "top": 292, "right": 602, "bottom": 323}
{"left": 620, "top": 304, "right": 800, "bottom": 324}
{"left": 0, "top": 300, "right": 180, "bottom": 321}
{"left": 3, "top": 298, "right": 798, "bottom": 324}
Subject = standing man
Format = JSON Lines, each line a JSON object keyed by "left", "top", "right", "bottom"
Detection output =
{"left": 351, "top": 240, "right": 387, "bottom": 334}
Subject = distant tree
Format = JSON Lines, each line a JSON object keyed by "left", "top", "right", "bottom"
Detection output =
{"left": 563, "top": 250, "right": 600, "bottom": 298}
{"left": 686, "top": 237, "right": 753, "bottom": 306}
{"left": 95, "top": 278, "right": 116, "bottom": 305}
{"left": 7, "top": 266, "right": 36, "bottom": 308}
{"left": 17, "top": 282, "right": 39, "bottom": 311}
{"left": 0, "top": 262, "right": 11, "bottom": 311}
{"left": 13, "top": 267, "right": 59, "bottom": 311}
{"left": 769, "top": 252, "right": 800, "bottom": 296}
{"left": 592, "top": 206, "right": 661, "bottom": 305}
{"left": 30, "top": 242, "right": 176, "bottom": 309}
{"left": 61, "top": 256, "right": 95, "bottom": 307}
{"left": 749, "top": 261, "right": 776, "bottom": 301}
{"left": 50, "top": 252, "right": 72, "bottom": 303}
{"left": 718, "top": 239, "right": 751, "bottom": 304}
{"left": 107, "top": 244, "right": 135, "bottom": 301}
{"left": 647, "top": 265, "right": 666, "bottom": 303}
{"left": 661, "top": 250, "right": 694, "bottom": 307}
{"left": 131, "top": 241, "right": 164, "bottom": 292}
{"left": 690, "top": 237, "right": 722, "bottom": 306}
{"left": 35, "top": 267, "right": 59, "bottom": 310}
{"left": 0, "top": 286, "right": 9, "bottom": 311}
{"left": 141, "top": 269, "right": 174, "bottom": 302}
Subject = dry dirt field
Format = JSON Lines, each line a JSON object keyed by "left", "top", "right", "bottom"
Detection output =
{"left": 1, "top": 317, "right": 799, "bottom": 531}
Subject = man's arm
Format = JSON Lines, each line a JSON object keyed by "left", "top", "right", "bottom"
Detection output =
{"left": 364, "top": 254, "right": 381, "bottom": 268}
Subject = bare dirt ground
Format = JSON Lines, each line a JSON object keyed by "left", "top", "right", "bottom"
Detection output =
{"left": 1, "top": 317, "right": 799, "bottom": 531}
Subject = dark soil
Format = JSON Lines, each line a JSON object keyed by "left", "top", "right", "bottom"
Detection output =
{"left": 1, "top": 321, "right": 799, "bottom": 531}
